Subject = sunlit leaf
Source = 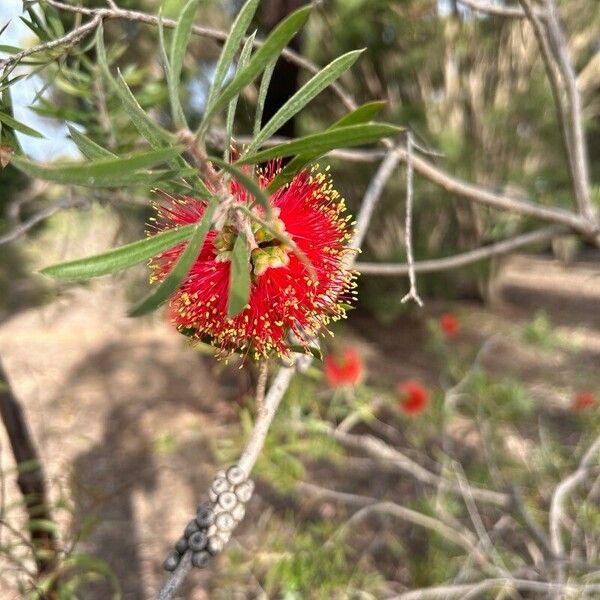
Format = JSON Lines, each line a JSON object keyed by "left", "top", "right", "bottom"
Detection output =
{"left": 247, "top": 49, "right": 364, "bottom": 153}
{"left": 200, "top": 5, "right": 311, "bottom": 130}
{"left": 0, "top": 110, "right": 44, "bottom": 138}
{"left": 11, "top": 146, "right": 184, "bottom": 186}
{"left": 41, "top": 224, "right": 196, "bottom": 281}
{"left": 67, "top": 125, "right": 116, "bottom": 160}
{"left": 96, "top": 25, "right": 173, "bottom": 148}
{"left": 225, "top": 32, "right": 255, "bottom": 160}
{"left": 268, "top": 100, "right": 386, "bottom": 190}
{"left": 168, "top": 0, "right": 200, "bottom": 128}
{"left": 205, "top": 0, "right": 261, "bottom": 117}
{"left": 238, "top": 123, "right": 401, "bottom": 165}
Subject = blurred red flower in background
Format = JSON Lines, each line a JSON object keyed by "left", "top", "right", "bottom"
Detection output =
{"left": 397, "top": 380, "right": 429, "bottom": 414}
{"left": 324, "top": 348, "right": 363, "bottom": 387}
{"left": 440, "top": 312, "right": 460, "bottom": 338}
{"left": 572, "top": 391, "right": 595, "bottom": 411}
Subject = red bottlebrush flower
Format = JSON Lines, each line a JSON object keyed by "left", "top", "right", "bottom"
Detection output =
{"left": 397, "top": 380, "right": 429, "bottom": 415}
{"left": 324, "top": 348, "right": 363, "bottom": 387}
{"left": 572, "top": 392, "right": 595, "bottom": 411}
{"left": 150, "top": 163, "right": 355, "bottom": 360}
{"left": 440, "top": 312, "right": 460, "bottom": 338}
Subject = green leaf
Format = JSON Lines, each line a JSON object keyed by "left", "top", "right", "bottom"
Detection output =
{"left": 11, "top": 146, "right": 184, "bottom": 187}
{"left": 268, "top": 100, "right": 386, "bottom": 191}
{"left": 0, "top": 44, "right": 22, "bottom": 54}
{"left": 96, "top": 29, "right": 210, "bottom": 197}
{"left": 228, "top": 233, "right": 251, "bottom": 317}
{"left": 208, "top": 156, "right": 273, "bottom": 219}
{"left": 67, "top": 125, "right": 116, "bottom": 160}
{"left": 225, "top": 32, "right": 255, "bottom": 161}
{"left": 238, "top": 123, "right": 401, "bottom": 165}
{"left": 253, "top": 58, "right": 277, "bottom": 137}
{"left": 128, "top": 199, "right": 218, "bottom": 317}
{"left": 205, "top": 0, "right": 260, "bottom": 117}
{"left": 168, "top": 0, "right": 200, "bottom": 128}
{"left": 41, "top": 224, "right": 196, "bottom": 281}
{"left": 157, "top": 10, "right": 171, "bottom": 84}
{"left": 0, "top": 110, "right": 44, "bottom": 138}
{"left": 200, "top": 5, "right": 311, "bottom": 130}
{"left": 330, "top": 100, "right": 386, "bottom": 128}
{"left": 247, "top": 49, "right": 364, "bottom": 153}
{"left": 96, "top": 25, "right": 173, "bottom": 149}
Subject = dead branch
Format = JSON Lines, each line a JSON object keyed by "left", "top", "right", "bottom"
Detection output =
{"left": 356, "top": 226, "right": 569, "bottom": 275}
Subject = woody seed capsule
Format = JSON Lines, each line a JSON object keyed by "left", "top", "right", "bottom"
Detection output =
{"left": 226, "top": 465, "right": 246, "bottom": 485}
{"left": 231, "top": 502, "right": 245, "bottom": 521}
{"left": 196, "top": 505, "right": 215, "bottom": 528}
{"left": 215, "top": 511, "right": 235, "bottom": 532}
{"left": 174, "top": 537, "right": 188, "bottom": 554}
{"left": 217, "top": 491, "right": 237, "bottom": 511}
{"left": 206, "top": 535, "right": 224, "bottom": 555}
{"left": 234, "top": 481, "right": 254, "bottom": 503}
{"left": 188, "top": 531, "right": 208, "bottom": 552}
{"left": 184, "top": 519, "right": 200, "bottom": 538}
{"left": 163, "top": 551, "right": 180, "bottom": 572}
{"left": 211, "top": 477, "right": 230, "bottom": 495}
{"left": 192, "top": 550, "right": 210, "bottom": 568}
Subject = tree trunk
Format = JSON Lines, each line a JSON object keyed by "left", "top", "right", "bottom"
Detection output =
{"left": 0, "top": 357, "right": 58, "bottom": 580}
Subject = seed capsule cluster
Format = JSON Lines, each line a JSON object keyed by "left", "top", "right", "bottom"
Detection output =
{"left": 163, "top": 465, "right": 254, "bottom": 572}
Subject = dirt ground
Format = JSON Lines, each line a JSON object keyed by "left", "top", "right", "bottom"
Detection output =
{"left": 0, "top": 246, "right": 599, "bottom": 599}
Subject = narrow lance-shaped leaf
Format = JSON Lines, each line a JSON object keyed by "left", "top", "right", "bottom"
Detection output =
{"left": 67, "top": 125, "right": 116, "bottom": 160}
{"left": 238, "top": 122, "right": 402, "bottom": 165}
{"left": 268, "top": 100, "right": 386, "bottom": 191}
{"left": 11, "top": 146, "right": 184, "bottom": 187}
{"left": 246, "top": 49, "right": 365, "bottom": 154}
{"left": 208, "top": 156, "right": 273, "bottom": 219}
{"left": 225, "top": 32, "right": 255, "bottom": 161}
{"left": 329, "top": 100, "right": 386, "bottom": 128}
{"left": 96, "top": 25, "right": 211, "bottom": 197}
{"left": 199, "top": 5, "right": 311, "bottom": 132}
{"left": 168, "top": 0, "right": 200, "bottom": 128}
{"left": 128, "top": 199, "right": 218, "bottom": 317}
{"left": 253, "top": 57, "right": 277, "bottom": 137}
{"left": 157, "top": 9, "right": 171, "bottom": 85}
{"left": 0, "top": 109, "right": 44, "bottom": 138}
{"left": 204, "top": 0, "right": 261, "bottom": 116}
{"left": 40, "top": 224, "right": 196, "bottom": 281}
{"left": 95, "top": 25, "right": 173, "bottom": 149}
{"left": 227, "top": 233, "right": 251, "bottom": 318}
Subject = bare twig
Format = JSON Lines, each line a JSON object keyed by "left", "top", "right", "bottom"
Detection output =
{"left": 350, "top": 147, "right": 403, "bottom": 251}
{"left": 543, "top": 0, "right": 595, "bottom": 222}
{"left": 457, "top": 0, "right": 540, "bottom": 19}
{"left": 400, "top": 132, "right": 423, "bottom": 306}
{"left": 0, "top": 197, "right": 86, "bottom": 245}
{"left": 313, "top": 422, "right": 510, "bottom": 507}
{"left": 390, "top": 579, "right": 600, "bottom": 600}
{"left": 356, "top": 226, "right": 570, "bottom": 275}
{"left": 549, "top": 435, "right": 600, "bottom": 586}
{"left": 0, "top": 15, "right": 101, "bottom": 70}
{"left": 297, "top": 482, "right": 482, "bottom": 558}
{"left": 254, "top": 360, "right": 269, "bottom": 417}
